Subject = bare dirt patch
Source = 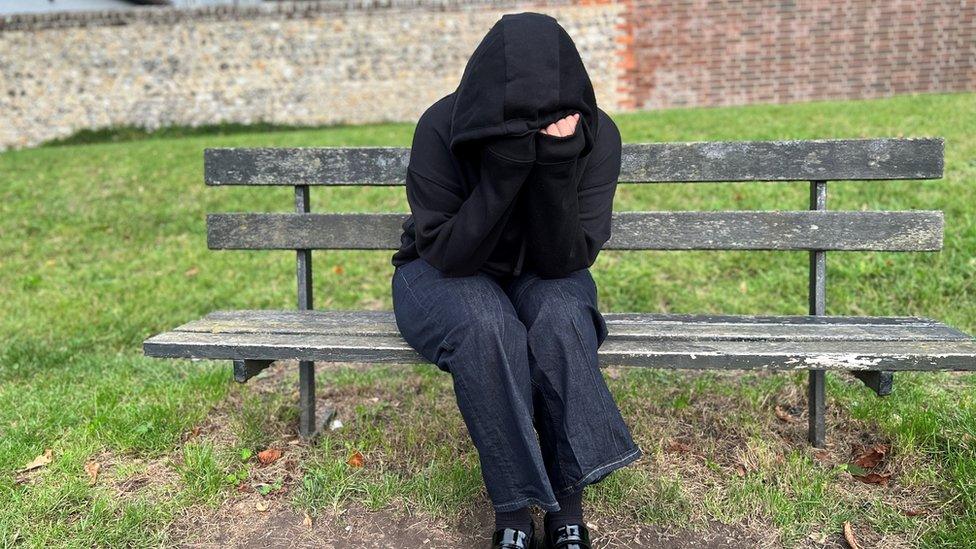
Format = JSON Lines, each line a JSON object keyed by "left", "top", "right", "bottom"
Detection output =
{"left": 173, "top": 500, "right": 459, "bottom": 548}
{"left": 158, "top": 364, "right": 941, "bottom": 547}
{"left": 172, "top": 499, "right": 773, "bottom": 548}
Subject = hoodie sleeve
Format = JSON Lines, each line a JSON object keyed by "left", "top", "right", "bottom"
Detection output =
{"left": 522, "top": 116, "right": 621, "bottom": 278}
{"left": 407, "top": 129, "right": 537, "bottom": 277}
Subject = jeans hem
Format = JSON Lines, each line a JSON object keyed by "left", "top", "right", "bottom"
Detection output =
{"left": 492, "top": 495, "right": 561, "bottom": 513}
{"left": 552, "top": 446, "right": 643, "bottom": 498}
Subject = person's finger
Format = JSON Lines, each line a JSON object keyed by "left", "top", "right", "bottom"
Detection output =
{"left": 543, "top": 122, "right": 560, "bottom": 136}
{"left": 556, "top": 116, "right": 574, "bottom": 136}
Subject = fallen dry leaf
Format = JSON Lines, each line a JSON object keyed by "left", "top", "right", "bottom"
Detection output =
{"left": 666, "top": 440, "right": 692, "bottom": 454}
{"left": 774, "top": 405, "right": 801, "bottom": 423}
{"left": 303, "top": 512, "right": 313, "bottom": 528}
{"left": 18, "top": 449, "right": 53, "bottom": 473}
{"left": 347, "top": 450, "right": 364, "bottom": 468}
{"left": 332, "top": 265, "right": 345, "bottom": 275}
{"left": 184, "top": 266, "right": 199, "bottom": 278}
{"left": 255, "top": 501, "right": 269, "bottom": 512}
{"left": 257, "top": 448, "right": 283, "bottom": 465}
{"left": 853, "top": 471, "right": 891, "bottom": 486}
{"left": 843, "top": 521, "right": 861, "bottom": 549}
{"left": 853, "top": 444, "right": 888, "bottom": 470}
{"left": 84, "top": 460, "right": 100, "bottom": 485}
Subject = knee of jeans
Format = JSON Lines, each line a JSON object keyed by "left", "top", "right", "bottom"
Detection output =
{"left": 465, "top": 312, "right": 526, "bottom": 347}
{"left": 526, "top": 297, "right": 607, "bottom": 348}
{"left": 524, "top": 292, "right": 583, "bottom": 331}
{"left": 445, "top": 313, "right": 527, "bottom": 371}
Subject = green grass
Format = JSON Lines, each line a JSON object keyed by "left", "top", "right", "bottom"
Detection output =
{"left": 1, "top": 92, "right": 975, "bottom": 546}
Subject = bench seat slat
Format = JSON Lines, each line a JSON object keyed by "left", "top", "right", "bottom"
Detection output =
{"left": 202, "top": 309, "right": 946, "bottom": 327}
{"left": 143, "top": 330, "right": 976, "bottom": 371}
{"left": 204, "top": 138, "right": 944, "bottom": 185}
{"left": 171, "top": 310, "right": 972, "bottom": 342}
{"left": 142, "top": 310, "right": 976, "bottom": 371}
{"left": 206, "top": 211, "right": 944, "bottom": 252}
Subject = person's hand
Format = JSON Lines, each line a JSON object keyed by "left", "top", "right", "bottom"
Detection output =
{"left": 540, "top": 113, "right": 579, "bottom": 137}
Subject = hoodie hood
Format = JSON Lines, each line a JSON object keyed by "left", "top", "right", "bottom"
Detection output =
{"left": 449, "top": 12, "right": 599, "bottom": 155}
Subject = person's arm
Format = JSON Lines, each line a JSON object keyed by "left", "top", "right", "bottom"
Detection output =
{"left": 408, "top": 132, "right": 537, "bottom": 277}
{"left": 522, "top": 114, "right": 621, "bottom": 278}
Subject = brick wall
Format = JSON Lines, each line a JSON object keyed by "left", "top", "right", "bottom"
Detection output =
{"left": 624, "top": 0, "right": 976, "bottom": 109}
{"left": 0, "top": 0, "right": 973, "bottom": 150}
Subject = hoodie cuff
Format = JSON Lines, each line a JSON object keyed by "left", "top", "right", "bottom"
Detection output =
{"left": 484, "top": 132, "right": 537, "bottom": 163}
{"left": 535, "top": 127, "right": 585, "bottom": 164}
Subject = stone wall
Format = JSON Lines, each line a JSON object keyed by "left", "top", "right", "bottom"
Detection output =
{"left": 0, "top": 1, "right": 624, "bottom": 149}
{"left": 1, "top": 0, "right": 974, "bottom": 150}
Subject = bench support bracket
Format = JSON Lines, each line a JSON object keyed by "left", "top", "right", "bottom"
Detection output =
{"left": 233, "top": 359, "right": 274, "bottom": 383}
{"left": 808, "top": 180, "right": 828, "bottom": 448}
{"left": 853, "top": 371, "right": 894, "bottom": 397}
{"left": 294, "top": 184, "right": 330, "bottom": 441}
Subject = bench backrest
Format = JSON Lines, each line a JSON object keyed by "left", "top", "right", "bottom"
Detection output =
{"left": 202, "top": 138, "right": 944, "bottom": 314}
{"left": 204, "top": 139, "right": 944, "bottom": 253}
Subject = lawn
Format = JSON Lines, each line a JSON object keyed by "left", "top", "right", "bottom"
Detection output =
{"left": 1, "top": 92, "right": 974, "bottom": 547}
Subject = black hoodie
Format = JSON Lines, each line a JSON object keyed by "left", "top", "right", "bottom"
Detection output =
{"left": 390, "top": 12, "right": 622, "bottom": 279}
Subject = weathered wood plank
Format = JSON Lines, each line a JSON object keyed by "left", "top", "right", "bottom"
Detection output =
{"left": 618, "top": 139, "right": 944, "bottom": 183}
{"left": 206, "top": 211, "right": 944, "bottom": 251}
{"left": 602, "top": 313, "right": 939, "bottom": 326}
{"left": 204, "top": 138, "right": 944, "bottom": 185}
{"left": 143, "top": 331, "right": 976, "bottom": 371}
{"left": 170, "top": 310, "right": 973, "bottom": 342}
{"left": 201, "top": 309, "right": 951, "bottom": 327}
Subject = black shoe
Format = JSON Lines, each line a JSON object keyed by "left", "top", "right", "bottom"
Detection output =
{"left": 491, "top": 522, "right": 539, "bottom": 549}
{"left": 543, "top": 523, "right": 592, "bottom": 549}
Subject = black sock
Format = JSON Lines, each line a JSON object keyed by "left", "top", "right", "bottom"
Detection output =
{"left": 544, "top": 489, "right": 584, "bottom": 536}
{"left": 495, "top": 507, "right": 533, "bottom": 534}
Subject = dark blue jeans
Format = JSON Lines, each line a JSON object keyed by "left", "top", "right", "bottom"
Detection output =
{"left": 391, "top": 257, "right": 642, "bottom": 512}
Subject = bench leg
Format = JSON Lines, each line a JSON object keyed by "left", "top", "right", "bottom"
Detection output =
{"left": 853, "top": 371, "right": 893, "bottom": 397}
{"left": 808, "top": 370, "right": 826, "bottom": 448}
{"left": 296, "top": 360, "right": 335, "bottom": 441}
{"left": 299, "top": 360, "right": 317, "bottom": 439}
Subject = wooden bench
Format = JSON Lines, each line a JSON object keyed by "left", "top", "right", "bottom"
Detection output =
{"left": 143, "top": 138, "right": 976, "bottom": 447}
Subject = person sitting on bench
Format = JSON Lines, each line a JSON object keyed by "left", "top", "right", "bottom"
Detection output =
{"left": 390, "top": 12, "right": 642, "bottom": 549}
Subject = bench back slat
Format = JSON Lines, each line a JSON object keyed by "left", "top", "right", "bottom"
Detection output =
{"left": 204, "top": 138, "right": 944, "bottom": 185}
{"left": 206, "top": 211, "right": 944, "bottom": 252}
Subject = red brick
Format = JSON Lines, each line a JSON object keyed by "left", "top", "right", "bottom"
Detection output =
{"left": 613, "top": 0, "right": 976, "bottom": 109}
